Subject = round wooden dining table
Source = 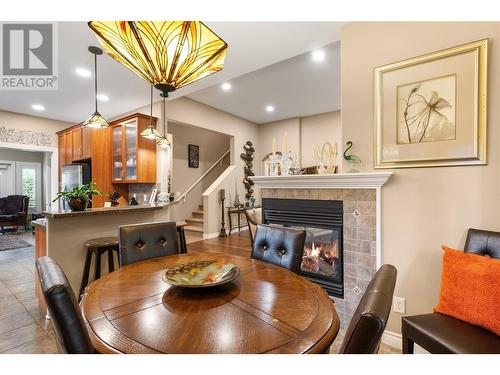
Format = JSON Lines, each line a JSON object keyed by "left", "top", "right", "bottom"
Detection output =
{"left": 81, "top": 253, "right": 340, "bottom": 354}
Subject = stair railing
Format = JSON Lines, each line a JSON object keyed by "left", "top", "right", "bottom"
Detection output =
{"left": 175, "top": 149, "right": 230, "bottom": 204}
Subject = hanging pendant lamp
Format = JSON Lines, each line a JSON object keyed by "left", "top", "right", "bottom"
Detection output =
{"left": 140, "top": 85, "right": 161, "bottom": 139}
{"left": 157, "top": 94, "right": 170, "bottom": 148}
{"left": 87, "top": 21, "right": 228, "bottom": 93}
{"left": 82, "top": 46, "right": 109, "bottom": 128}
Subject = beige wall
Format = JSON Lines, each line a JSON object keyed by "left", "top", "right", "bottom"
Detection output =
{"left": 341, "top": 22, "right": 500, "bottom": 334}
{"left": 169, "top": 121, "right": 231, "bottom": 222}
{"left": 301, "top": 111, "right": 342, "bottom": 168}
{"left": 0, "top": 110, "right": 70, "bottom": 148}
{"left": 119, "top": 96, "right": 259, "bottom": 198}
{"left": 257, "top": 111, "right": 342, "bottom": 170}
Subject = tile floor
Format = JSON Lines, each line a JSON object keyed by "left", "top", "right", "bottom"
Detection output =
{"left": 0, "top": 232, "right": 58, "bottom": 354}
{"left": 0, "top": 231, "right": 400, "bottom": 354}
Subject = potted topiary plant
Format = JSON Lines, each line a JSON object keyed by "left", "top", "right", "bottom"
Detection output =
{"left": 53, "top": 182, "right": 106, "bottom": 211}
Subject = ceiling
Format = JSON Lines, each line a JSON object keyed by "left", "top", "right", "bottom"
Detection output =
{"left": 0, "top": 22, "right": 344, "bottom": 124}
{"left": 188, "top": 41, "right": 340, "bottom": 123}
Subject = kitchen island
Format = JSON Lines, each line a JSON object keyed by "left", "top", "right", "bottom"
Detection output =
{"left": 34, "top": 203, "right": 173, "bottom": 313}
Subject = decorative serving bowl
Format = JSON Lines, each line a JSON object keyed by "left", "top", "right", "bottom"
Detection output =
{"left": 161, "top": 260, "right": 240, "bottom": 288}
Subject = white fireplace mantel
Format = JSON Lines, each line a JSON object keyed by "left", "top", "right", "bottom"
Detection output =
{"left": 251, "top": 172, "right": 393, "bottom": 269}
{"left": 250, "top": 172, "right": 393, "bottom": 189}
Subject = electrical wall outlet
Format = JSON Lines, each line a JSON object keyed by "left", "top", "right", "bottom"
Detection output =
{"left": 393, "top": 296, "right": 406, "bottom": 314}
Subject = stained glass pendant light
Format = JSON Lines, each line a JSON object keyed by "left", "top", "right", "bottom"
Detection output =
{"left": 141, "top": 85, "right": 161, "bottom": 139}
{"left": 82, "top": 46, "right": 109, "bottom": 128}
{"left": 87, "top": 21, "right": 228, "bottom": 95}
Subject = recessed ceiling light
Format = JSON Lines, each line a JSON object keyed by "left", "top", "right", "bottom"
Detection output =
{"left": 221, "top": 83, "right": 231, "bottom": 91}
{"left": 312, "top": 49, "right": 325, "bottom": 62}
{"left": 75, "top": 67, "right": 91, "bottom": 78}
{"left": 31, "top": 104, "right": 45, "bottom": 111}
{"left": 97, "top": 93, "right": 109, "bottom": 102}
{"left": 265, "top": 105, "right": 275, "bottom": 113}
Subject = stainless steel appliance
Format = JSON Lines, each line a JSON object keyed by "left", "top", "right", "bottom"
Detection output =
{"left": 61, "top": 163, "right": 91, "bottom": 209}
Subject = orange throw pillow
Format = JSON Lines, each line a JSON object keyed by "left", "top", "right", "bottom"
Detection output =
{"left": 435, "top": 246, "right": 500, "bottom": 335}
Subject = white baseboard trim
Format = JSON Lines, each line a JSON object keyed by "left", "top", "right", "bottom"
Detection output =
{"left": 382, "top": 330, "right": 429, "bottom": 354}
{"left": 203, "top": 226, "right": 249, "bottom": 240}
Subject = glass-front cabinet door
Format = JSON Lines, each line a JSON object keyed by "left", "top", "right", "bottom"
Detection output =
{"left": 124, "top": 120, "right": 138, "bottom": 180}
{"left": 112, "top": 126, "right": 123, "bottom": 181}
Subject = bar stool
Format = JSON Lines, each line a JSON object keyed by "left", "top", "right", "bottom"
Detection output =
{"left": 79, "top": 237, "right": 119, "bottom": 301}
{"left": 176, "top": 222, "right": 188, "bottom": 254}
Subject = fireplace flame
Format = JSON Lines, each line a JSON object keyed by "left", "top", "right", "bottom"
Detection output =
{"left": 311, "top": 242, "right": 319, "bottom": 257}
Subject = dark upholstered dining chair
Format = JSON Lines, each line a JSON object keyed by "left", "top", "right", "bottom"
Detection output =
{"left": 401, "top": 228, "right": 500, "bottom": 354}
{"left": 251, "top": 224, "right": 306, "bottom": 273}
{"left": 338, "top": 264, "right": 397, "bottom": 354}
{"left": 35, "top": 256, "right": 94, "bottom": 354}
{"left": 119, "top": 221, "right": 180, "bottom": 266}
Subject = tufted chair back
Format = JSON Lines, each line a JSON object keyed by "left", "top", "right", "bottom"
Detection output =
{"left": 119, "top": 221, "right": 180, "bottom": 266}
{"left": 464, "top": 228, "right": 500, "bottom": 259}
{"left": 36, "top": 256, "right": 93, "bottom": 354}
{"left": 339, "top": 264, "right": 397, "bottom": 354}
{"left": 251, "top": 224, "right": 306, "bottom": 273}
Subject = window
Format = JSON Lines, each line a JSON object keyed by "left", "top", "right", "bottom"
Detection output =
{"left": 21, "top": 168, "right": 37, "bottom": 209}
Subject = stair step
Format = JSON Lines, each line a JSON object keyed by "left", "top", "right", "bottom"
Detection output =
{"left": 198, "top": 205, "right": 204, "bottom": 210}
{"left": 192, "top": 210, "right": 203, "bottom": 218}
{"left": 186, "top": 218, "right": 204, "bottom": 223}
{"left": 184, "top": 225, "right": 203, "bottom": 233}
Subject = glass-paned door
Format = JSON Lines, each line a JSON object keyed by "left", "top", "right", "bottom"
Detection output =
{"left": 124, "top": 120, "right": 137, "bottom": 180}
{"left": 15, "top": 162, "right": 42, "bottom": 212}
{"left": 112, "top": 126, "right": 123, "bottom": 181}
{"left": 0, "top": 160, "right": 15, "bottom": 198}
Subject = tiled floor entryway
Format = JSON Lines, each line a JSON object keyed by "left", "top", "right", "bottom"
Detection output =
{"left": 0, "top": 232, "right": 57, "bottom": 354}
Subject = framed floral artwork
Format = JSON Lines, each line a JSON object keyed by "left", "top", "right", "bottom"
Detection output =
{"left": 374, "top": 39, "right": 488, "bottom": 168}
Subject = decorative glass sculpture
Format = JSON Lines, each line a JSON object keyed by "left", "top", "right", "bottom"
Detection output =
{"left": 269, "top": 154, "right": 282, "bottom": 176}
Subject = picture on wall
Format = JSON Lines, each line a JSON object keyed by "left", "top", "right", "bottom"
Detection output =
{"left": 397, "top": 74, "right": 456, "bottom": 144}
{"left": 374, "top": 39, "right": 488, "bottom": 168}
{"left": 188, "top": 144, "right": 199, "bottom": 168}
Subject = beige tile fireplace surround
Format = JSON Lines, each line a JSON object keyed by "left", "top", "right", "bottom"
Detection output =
{"left": 252, "top": 173, "right": 392, "bottom": 326}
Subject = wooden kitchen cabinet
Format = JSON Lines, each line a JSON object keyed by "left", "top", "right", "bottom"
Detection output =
{"left": 111, "top": 114, "right": 157, "bottom": 184}
{"left": 81, "top": 127, "right": 92, "bottom": 159}
{"left": 71, "top": 128, "right": 82, "bottom": 160}
{"left": 64, "top": 132, "right": 72, "bottom": 164}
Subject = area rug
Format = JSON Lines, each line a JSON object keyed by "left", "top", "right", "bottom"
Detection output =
{"left": 0, "top": 236, "right": 32, "bottom": 251}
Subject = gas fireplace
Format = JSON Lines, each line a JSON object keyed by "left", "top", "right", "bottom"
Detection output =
{"left": 262, "top": 198, "right": 344, "bottom": 298}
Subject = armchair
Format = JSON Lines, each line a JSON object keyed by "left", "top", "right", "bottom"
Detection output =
{"left": 0, "top": 195, "right": 30, "bottom": 234}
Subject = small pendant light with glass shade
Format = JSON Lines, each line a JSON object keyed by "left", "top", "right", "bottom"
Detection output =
{"left": 82, "top": 46, "right": 109, "bottom": 128}
{"left": 140, "top": 85, "right": 161, "bottom": 140}
{"left": 157, "top": 92, "right": 171, "bottom": 148}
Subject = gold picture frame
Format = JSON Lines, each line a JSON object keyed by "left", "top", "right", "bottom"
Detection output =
{"left": 374, "top": 39, "right": 488, "bottom": 169}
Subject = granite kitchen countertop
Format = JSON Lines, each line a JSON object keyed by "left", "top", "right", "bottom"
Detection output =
{"left": 42, "top": 202, "right": 172, "bottom": 219}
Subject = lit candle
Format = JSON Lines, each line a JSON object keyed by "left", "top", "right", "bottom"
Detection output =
{"left": 272, "top": 137, "right": 276, "bottom": 155}
{"left": 283, "top": 132, "right": 288, "bottom": 152}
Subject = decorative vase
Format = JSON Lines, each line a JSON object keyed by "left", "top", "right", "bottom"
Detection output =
{"left": 67, "top": 197, "right": 87, "bottom": 211}
{"left": 233, "top": 193, "right": 241, "bottom": 208}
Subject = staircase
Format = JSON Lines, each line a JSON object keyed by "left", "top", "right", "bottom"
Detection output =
{"left": 183, "top": 204, "right": 204, "bottom": 242}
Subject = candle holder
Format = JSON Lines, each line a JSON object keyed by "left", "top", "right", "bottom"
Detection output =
{"left": 219, "top": 189, "right": 228, "bottom": 238}
{"left": 281, "top": 151, "right": 293, "bottom": 176}
{"left": 269, "top": 154, "right": 281, "bottom": 176}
